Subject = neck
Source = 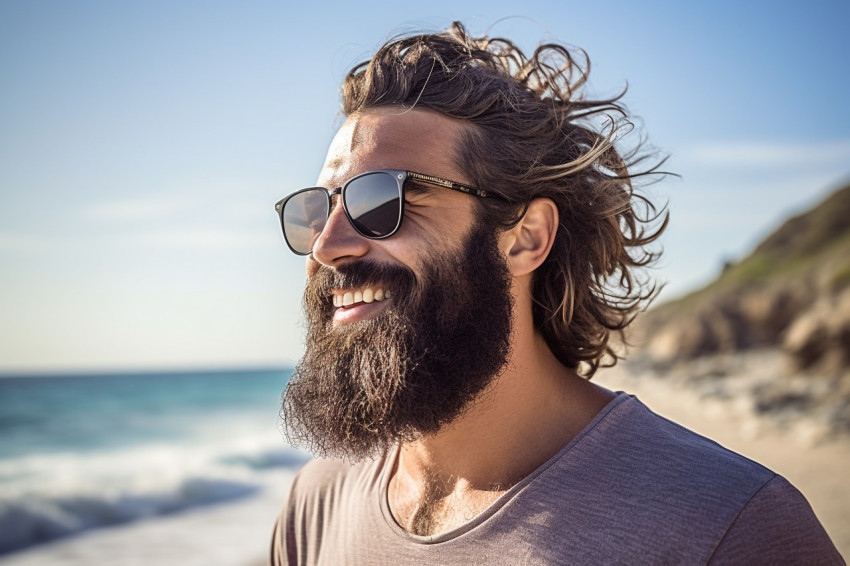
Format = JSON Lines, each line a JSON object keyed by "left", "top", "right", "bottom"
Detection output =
{"left": 388, "top": 327, "right": 615, "bottom": 535}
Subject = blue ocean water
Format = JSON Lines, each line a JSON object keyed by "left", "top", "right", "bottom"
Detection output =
{"left": 0, "top": 368, "right": 308, "bottom": 555}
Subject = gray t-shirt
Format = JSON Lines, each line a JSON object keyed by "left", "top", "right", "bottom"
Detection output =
{"left": 270, "top": 393, "right": 843, "bottom": 565}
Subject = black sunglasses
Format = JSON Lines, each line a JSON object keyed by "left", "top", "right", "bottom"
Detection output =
{"left": 274, "top": 169, "right": 497, "bottom": 256}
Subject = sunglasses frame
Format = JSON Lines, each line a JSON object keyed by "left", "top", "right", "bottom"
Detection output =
{"left": 274, "top": 169, "right": 497, "bottom": 256}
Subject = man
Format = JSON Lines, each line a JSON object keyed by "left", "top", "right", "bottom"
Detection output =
{"left": 270, "top": 23, "right": 842, "bottom": 565}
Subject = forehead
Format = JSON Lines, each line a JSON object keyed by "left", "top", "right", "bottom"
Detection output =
{"left": 318, "top": 107, "right": 471, "bottom": 186}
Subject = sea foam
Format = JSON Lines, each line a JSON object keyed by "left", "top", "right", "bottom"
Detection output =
{"left": 0, "top": 438, "right": 308, "bottom": 553}
{"left": 0, "top": 369, "right": 307, "bottom": 555}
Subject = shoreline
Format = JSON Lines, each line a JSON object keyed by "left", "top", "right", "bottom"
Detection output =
{"left": 0, "top": 471, "right": 296, "bottom": 566}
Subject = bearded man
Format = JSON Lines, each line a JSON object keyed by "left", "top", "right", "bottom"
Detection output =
{"left": 270, "top": 23, "right": 842, "bottom": 565}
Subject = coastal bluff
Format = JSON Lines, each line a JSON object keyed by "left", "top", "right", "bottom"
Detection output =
{"left": 629, "top": 182, "right": 850, "bottom": 434}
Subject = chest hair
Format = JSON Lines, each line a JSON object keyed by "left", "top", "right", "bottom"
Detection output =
{"left": 395, "top": 476, "right": 507, "bottom": 536}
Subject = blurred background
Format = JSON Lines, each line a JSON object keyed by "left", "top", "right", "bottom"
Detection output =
{"left": 1, "top": 0, "right": 848, "bottom": 564}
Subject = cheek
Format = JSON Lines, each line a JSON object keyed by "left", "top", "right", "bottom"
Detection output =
{"left": 306, "top": 257, "right": 320, "bottom": 278}
{"left": 385, "top": 216, "right": 470, "bottom": 266}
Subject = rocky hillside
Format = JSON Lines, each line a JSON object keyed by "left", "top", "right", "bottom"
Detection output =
{"left": 634, "top": 182, "right": 850, "bottom": 378}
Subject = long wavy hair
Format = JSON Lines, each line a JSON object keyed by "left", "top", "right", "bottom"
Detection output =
{"left": 341, "top": 22, "right": 669, "bottom": 377}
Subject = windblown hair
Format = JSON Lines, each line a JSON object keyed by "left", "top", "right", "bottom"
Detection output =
{"left": 341, "top": 22, "right": 669, "bottom": 377}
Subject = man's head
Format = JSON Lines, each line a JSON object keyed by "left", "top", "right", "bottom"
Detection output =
{"left": 338, "top": 22, "right": 667, "bottom": 374}
{"left": 279, "top": 22, "right": 666, "bottom": 459}
{"left": 281, "top": 106, "right": 520, "bottom": 459}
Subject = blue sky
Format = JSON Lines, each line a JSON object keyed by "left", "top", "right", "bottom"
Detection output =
{"left": 1, "top": 0, "right": 848, "bottom": 372}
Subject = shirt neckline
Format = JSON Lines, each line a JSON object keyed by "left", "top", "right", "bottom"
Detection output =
{"left": 377, "top": 391, "right": 632, "bottom": 544}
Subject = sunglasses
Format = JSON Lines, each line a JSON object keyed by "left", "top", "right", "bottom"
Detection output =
{"left": 274, "top": 169, "right": 497, "bottom": 255}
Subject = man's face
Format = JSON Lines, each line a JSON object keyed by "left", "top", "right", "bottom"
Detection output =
{"left": 305, "top": 107, "right": 487, "bottom": 301}
{"left": 280, "top": 108, "right": 515, "bottom": 460}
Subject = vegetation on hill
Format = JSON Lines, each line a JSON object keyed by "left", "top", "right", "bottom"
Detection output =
{"left": 634, "top": 182, "right": 850, "bottom": 377}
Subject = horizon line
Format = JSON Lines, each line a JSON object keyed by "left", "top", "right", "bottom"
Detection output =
{"left": 0, "top": 363, "right": 296, "bottom": 379}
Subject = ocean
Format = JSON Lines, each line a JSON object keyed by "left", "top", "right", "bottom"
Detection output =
{"left": 0, "top": 368, "right": 309, "bottom": 564}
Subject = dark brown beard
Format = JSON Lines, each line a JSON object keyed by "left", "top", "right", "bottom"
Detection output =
{"left": 280, "top": 222, "right": 514, "bottom": 461}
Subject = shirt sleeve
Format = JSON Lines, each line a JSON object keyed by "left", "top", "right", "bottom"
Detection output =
{"left": 708, "top": 475, "right": 844, "bottom": 565}
{"left": 269, "top": 480, "right": 299, "bottom": 566}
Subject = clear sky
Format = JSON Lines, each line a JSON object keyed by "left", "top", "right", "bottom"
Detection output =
{"left": 1, "top": 0, "right": 848, "bottom": 372}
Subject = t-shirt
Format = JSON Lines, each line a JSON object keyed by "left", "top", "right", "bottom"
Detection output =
{"left": 270, "top": 393, "right": 843, "bottom": 565}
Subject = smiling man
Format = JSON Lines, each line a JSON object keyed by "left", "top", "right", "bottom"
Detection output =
{"left": 270, "top": 23, "right": 841, "bottom": 565}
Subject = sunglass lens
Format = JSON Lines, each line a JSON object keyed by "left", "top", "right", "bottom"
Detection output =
{"left": 282, "top": 189, "right": 329, "bottom": 254}
{"left": 345, "top": 172, "right": 402, "bottom": 237}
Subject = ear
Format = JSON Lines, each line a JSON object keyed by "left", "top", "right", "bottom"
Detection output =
{"left": 499, "top": 198, "right": 558, "bottom": 277}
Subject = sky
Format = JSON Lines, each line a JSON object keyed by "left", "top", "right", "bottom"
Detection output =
{"left": 1, "top": 0, "right": 848, "bottom": 373}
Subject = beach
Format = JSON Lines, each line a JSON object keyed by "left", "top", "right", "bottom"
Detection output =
{"left": 0, "top": 369, "right": 307, "bottom": 566}
{"left": 0, "top": 471, "right": 295, "bottom": 566}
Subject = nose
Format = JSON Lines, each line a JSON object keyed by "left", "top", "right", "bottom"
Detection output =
{"left": 309, "top": 197, "right": 371, "bottom": 269}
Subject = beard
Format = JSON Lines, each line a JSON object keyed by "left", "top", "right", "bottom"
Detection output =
{"left": 280, "top": 222, "right": 514, "bottom": 461}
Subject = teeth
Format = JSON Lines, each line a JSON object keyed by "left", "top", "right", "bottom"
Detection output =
{"left": 333, "top": 287, "right": 391, "bottom": 307}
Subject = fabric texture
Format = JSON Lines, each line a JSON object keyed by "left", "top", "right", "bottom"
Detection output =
{"left": 270, "top": 393, "right": 843, "bottom": 565}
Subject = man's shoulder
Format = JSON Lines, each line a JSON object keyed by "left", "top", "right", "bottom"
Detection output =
{"left": 617, "top": 396, "right": 776, "bottom": 511}
{"left": 287, "top": 453, "right": 385, "bottom": 507}
{"left": 530, "top": 394, "right": 778, "bottom": 537}
{"left": 510, "top": 394, "right": 845, "bottom": 563}
{"left": 291, "top": 457, "right": 359, "bottom": 489}
{"left": 586, "top": 393, "right": 774, "bottom": 486}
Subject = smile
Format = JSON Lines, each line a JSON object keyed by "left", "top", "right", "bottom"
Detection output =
{"left": 332, "top": 287, "right": 392, "bottom": 308}
{"left": 330, "top": 286, "right": 392, "bottom": 326}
